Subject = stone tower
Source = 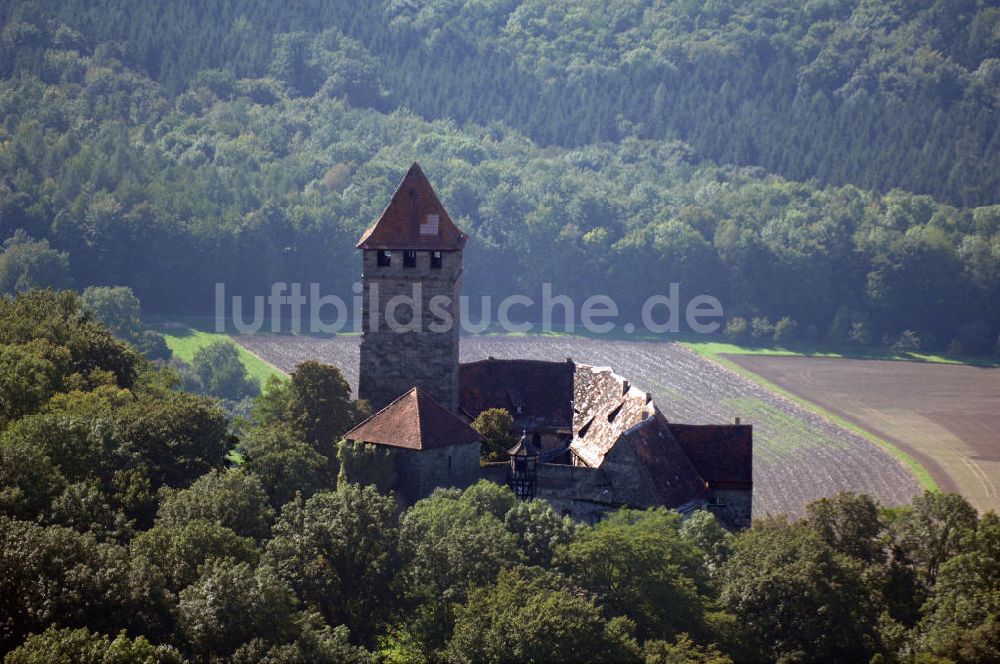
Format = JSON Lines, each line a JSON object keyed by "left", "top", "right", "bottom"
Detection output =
{"left": 357, "top": 163, "right": 465, "bottom": 413}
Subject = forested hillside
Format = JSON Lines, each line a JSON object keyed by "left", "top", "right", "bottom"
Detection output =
{"left": 1, "top": 1, "right": 999, "bottom": 350}
{"left": 5, "top": 0, "right": 1000, "bottom": 204}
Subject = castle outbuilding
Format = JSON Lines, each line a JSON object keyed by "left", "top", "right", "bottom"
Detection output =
{"left": 347, "top": 163, "right": 753, "bottom": 528}
{"left": 343, "top": 386, "right": 481, "bottom": 504}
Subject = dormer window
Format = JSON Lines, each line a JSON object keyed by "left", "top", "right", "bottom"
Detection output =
{"left": 430, "top": 251, "right": 443, "bottom": 269}
{"left": 377, "top": 250, "right": 391, "bottom": 267}
{"left": 403, "top": 250, "right": 417, "bottom": 268}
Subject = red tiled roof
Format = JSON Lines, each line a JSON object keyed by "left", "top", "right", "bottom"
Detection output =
{"left": 668, "top": 423, "right": 753, "bottom": 489}
{"left": 459, "top": 358, "right": 575, "bottom": 432}
{"left": 624, "top": 413, "right": 711, "bottom": 507}
{"left": 357, "top": 163, "right": 468, "bottom": 251}
{"left": 344, "top": 387, "right": 482, "bottom": 450}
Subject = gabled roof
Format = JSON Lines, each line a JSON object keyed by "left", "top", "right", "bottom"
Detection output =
{"left": 459, "top": 358, "right": 575, "bottom": 432}
{"left": 344, "top": 387, "right": 482, "bottom": 451}
{"left": 623, "top": 413, "right": 711, "bottom": 507}
{"left": 357, "top": 163, "right": 468, "bottom": 251}
{"left": 668, "top": 423, "right": 753, "bottom": 489}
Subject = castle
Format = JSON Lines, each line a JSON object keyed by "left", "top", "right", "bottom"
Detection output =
{"left": 344, "top": 164, "right": 753, "bottom": 529}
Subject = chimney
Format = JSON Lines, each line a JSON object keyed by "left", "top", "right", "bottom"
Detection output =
{"left": 622, "top": 380, "right": 630, "bottom": 395}
{"left": 646, "top": 392, "right": 653, "bottom": 404}
{"left": 735, "top": 416, "right": 741, "bottom": 425}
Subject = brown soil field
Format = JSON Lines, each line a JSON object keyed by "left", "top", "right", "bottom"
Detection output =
{"left": 728, "top": 355, "right": 1000, "bottom": 513}
{"left": 235, "top": 334, "right": 923, "bottom": 518}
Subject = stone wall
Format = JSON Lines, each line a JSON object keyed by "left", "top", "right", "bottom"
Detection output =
{"left": 396, "top": 441, "right": 480, "bottom": 504}
{"left": 482, "top": 461, "right": 621, "bottom": 524}
{"left": 707, "top": 488, "right": 753, "bottom": 530}
{"left": 358, "top": 248, "right": 462, "bottom": 412}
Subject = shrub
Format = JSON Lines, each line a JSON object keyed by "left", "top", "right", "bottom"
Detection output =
{"left": 849, "top": 320, "right": 873, "bottom": 346}
{"left": 471, "top": 408, "right": 515, "bottom": 462}
{"left": 827, "top": 306, "right": 871, "bottom": 347}
{"left": 773, "top": 317, "right": 799, "bottom": 344}
{"left": 750, "top": 317, "right": 774, "bottom": 343}
{"left": 893, "top": 330, "right": 922, "bottom": 353}
{"left": 724, "top": 317, "right": 749, "bottom": 344}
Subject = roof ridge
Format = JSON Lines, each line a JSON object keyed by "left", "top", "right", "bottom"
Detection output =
{"left": 356, "top": 164, "right": 467, "bottom": 251}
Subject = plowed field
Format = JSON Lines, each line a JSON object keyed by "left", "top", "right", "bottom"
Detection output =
{"left": 727, "top": 355, "right": 1000, "bottom": 513}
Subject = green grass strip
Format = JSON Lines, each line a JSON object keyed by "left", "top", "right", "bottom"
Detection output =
{"left": 682, "top": 338, "right": 998, "bottom": 367}
{"left": 686, "top": 344, "right": 940, "bottom": 493}
{"left": 160, "top": 325, "right": 287, "bottom": 385}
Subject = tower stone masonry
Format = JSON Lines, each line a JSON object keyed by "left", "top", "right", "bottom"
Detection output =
{"left": 357, "top": 163, "right": 465, "bottom": 413}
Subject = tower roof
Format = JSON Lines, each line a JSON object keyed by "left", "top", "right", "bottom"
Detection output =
{"left": 344, "top": 387, "right": 482, "bottom": 450}
{"left": 357, "top": 163, "right": 468, "bottom": 251}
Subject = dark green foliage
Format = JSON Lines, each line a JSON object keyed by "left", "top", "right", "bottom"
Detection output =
{"left": 0, "top": 290, "right": 143, "bottom": 389}
{"left": 252, "top": 363, "right": 368, "bottom": 476}
{"left": 399, "top": 484, "right": 523, "bottom": 605}
{"left": 719, "top": 516, "right": 882, "bottom": 662}
{"left": 557, "top": 508, "right": 710, "bottom": 642}
{"left": 112, "top": 391, "right": 231, "bottom": 491}
{"left": 240, "top": 424, "right": 332, "bottom": 507}
{"left": 679, "top": 510, "right": 734, "bottom": 579}
{"left": 155, "top": 469, "right": 274, "bottom": 541}
{"left": 175, "top": 559, "right": 296, "bottom": 659}
{"left": 187, "top": 340, "right": 259, "bottom": 400}
{"left": 4, "top": 626, "right": 183, "bottom": 664}
{"left": 917, "top": 512, "right": 1000, "bottom": 660}
{"left": 0, "top": 517, "right": 131, "bottom": 653}
{"left": 0, "top": 339, "right": 69, "bottom": 428}
{"left": 336, "top": 439, "right": 397, "bottom": 494}
{"left": 470, "top": 408, "right": 515, "bottom": 462}
{"left": 0, "top": 230, "right": 72, "bottom": 294}
{"left": 0, "top": 6, "right": 998, "bottom": 350}
{"left": 503, "top": 498, "right": 576, "bottom": 567}
{"left": 644, "top": 634, "right": 733, "bottom": 664}
{"left": 263, "top": 485, "right": 398, "bottom": 644}
{"left": 891, "top": 491, "right": 981, "bottom": 589}
{"left": 81, "top": 286, "right": 170, "bottom": 361}
{"left": 445, "top": 567, "right": 642, "bottom": 663}
{"left": 130, "top": 520, "right": 259, "bottom": 593}
{"left": 284, "top": 361, "right": 368, "bottom": 452}
{"left": 232, "top": 612, "right": 374, "bottom": 663}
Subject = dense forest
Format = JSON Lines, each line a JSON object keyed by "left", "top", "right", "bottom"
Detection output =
{"left": 1, "top": 290, "right": 998, "bottom": 662}
{"left": 0, "top": 1, "right": 999, "bottom": 351}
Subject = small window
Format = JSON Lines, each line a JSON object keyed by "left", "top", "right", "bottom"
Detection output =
{"left": 377, "top": 250, "right": 391, "bottom": 267}
{"left": 403, "top": 250, "right": 417, "bottom": 268}
{"left": 430, "top": 251, "right": 443, "bottom": 269}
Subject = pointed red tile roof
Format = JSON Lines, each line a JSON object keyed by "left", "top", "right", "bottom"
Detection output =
{"left": 357, "top": 163, "right": 468, "bottom": 251}
{"left": 344, "top": 387, "right": 482, "bottom": 450}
